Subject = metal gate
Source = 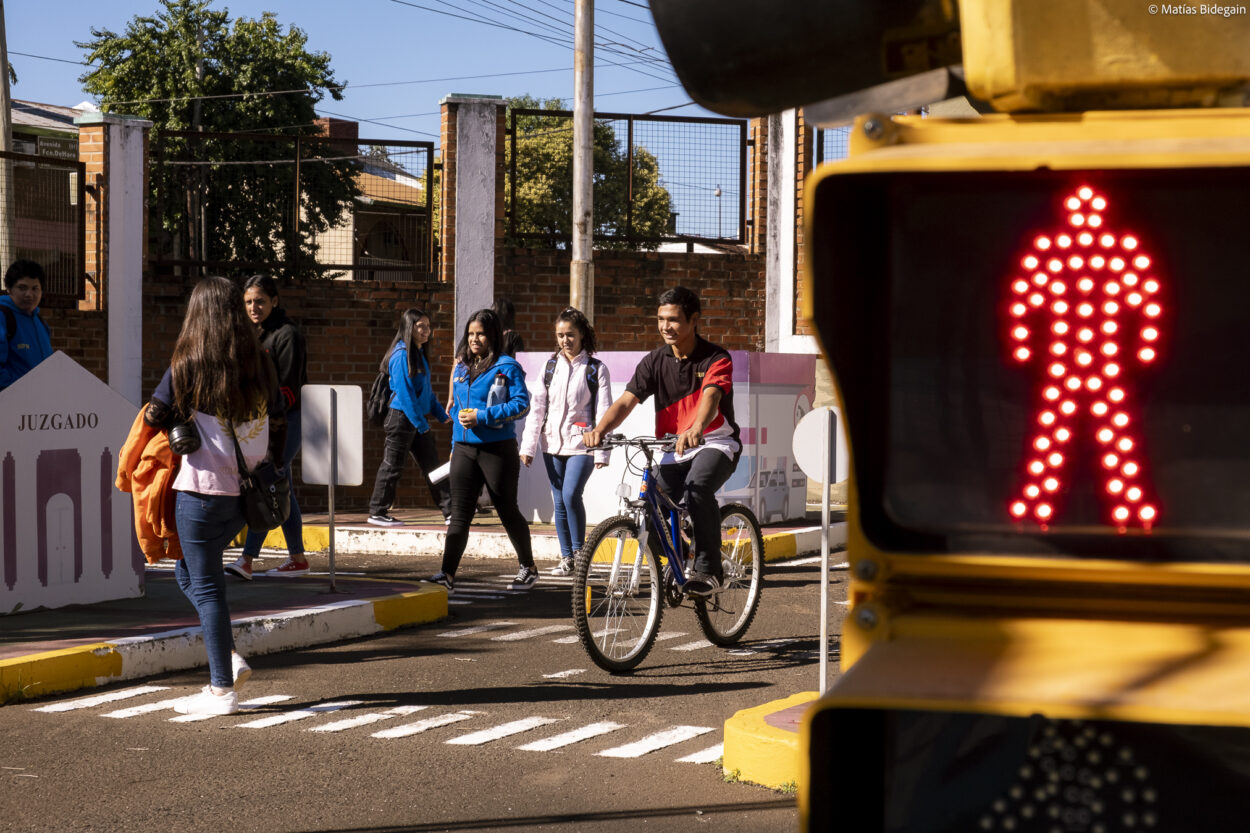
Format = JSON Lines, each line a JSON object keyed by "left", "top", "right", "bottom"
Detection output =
{"left": 0, "top": 149, "right": 86, "bottom": 304}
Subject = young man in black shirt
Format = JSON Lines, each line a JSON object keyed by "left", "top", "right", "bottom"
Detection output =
{"left": 584, "top": 287, "right": 741, "bottom": 595}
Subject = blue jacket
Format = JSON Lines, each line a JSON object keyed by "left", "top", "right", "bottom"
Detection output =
{"left": 0, "top": 295, "right": 53, "bottom": 391}
{"left": 450, "top": 355, "right": 530, "bottom": 444}
{"left": 388, "top": 343, "right": 448, "bottom": 434}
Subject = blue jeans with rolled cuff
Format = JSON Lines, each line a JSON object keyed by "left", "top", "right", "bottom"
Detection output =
{"left": 175, "top": 490, "right": 245, "bottom": 689}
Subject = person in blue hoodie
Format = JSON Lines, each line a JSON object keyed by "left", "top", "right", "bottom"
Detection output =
{"left": 431, "top": 307, "right": 535, "bottom": 593}
{"left": 367, "top": 308, "right": 453, "bottom": 526}
{"left": 1, "top": 260, "right": 53, "bottom": 392}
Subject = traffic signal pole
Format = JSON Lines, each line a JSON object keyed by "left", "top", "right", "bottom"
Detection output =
{"left": 570, "top": 0, "right": 594, "bottom": 323}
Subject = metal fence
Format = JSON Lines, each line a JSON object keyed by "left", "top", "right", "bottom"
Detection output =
{"left": 0, "top": 150, "right": 86, "bottom": 304}
{"left": 507, "top": 108, "right": 750, "bottom": 248}
{"left": 150, "top": 132, "right": 436, "bottom": 281}
{"left": 816, "top": 126, "right": 853, "bottom": 166}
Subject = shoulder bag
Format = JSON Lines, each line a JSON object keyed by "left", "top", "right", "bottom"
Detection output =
{"left": 229, "top": 421, "right": 291, "bottom": 531}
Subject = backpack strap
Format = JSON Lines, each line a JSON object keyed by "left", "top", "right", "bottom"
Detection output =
{"left": 539, "top": 353, "right": 560, "bottom": 434}
{"left": 2, "top": 307, "right": 14, "bottom": 342}
{"left": 539, "top": 354, "right": 603, "bottom": 438}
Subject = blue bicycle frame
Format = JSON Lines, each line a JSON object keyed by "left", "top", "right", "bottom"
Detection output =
{"left": 632, "top": 462, "right": 692, "bottom": 589}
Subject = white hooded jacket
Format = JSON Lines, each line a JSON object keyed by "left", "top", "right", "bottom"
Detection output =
{"left": 520, "top": 350, "right": 612, "bottom": 464}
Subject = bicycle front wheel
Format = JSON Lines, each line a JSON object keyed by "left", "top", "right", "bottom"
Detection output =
{"left": 571, "top": 515, "right": 664, "bottom": 673}
{"left": 694, "top": 503, "right": 764, "bottom": 646}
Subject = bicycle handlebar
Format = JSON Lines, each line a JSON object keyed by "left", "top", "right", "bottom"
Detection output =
{"left": 596, "top": 433, "right": 677, "bottom": 453}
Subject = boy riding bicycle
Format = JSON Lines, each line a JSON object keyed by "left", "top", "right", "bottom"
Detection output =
{"left": 583, "top": 287, "right": 741, "bottom": 597}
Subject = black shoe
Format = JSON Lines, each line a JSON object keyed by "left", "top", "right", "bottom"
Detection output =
{"left": 429, "top": 572, "right": 454, "bottom": 594}
{"left": 684, "top": 571, "right": 723, "bottom": 598}
{"left": 510, "top": 566, "right": 539, "bottom": 590}
{"left": 368, "top": 513, "right": 403, "bottom": 527}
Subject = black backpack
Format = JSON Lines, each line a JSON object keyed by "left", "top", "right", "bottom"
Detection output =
{"left": 540, "top": 352, "right": 603, "bottom": 433}
{"left": 365, "top": 368, "right": 391, "bottom": 427}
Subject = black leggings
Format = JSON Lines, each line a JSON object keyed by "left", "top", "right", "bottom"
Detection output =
{"left": 440, "top": 439, "right": 533, "bottom": 575}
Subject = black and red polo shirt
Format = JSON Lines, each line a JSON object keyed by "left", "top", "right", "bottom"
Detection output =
{"left": 625, "top": 335, "right": 741, "bottom": 463}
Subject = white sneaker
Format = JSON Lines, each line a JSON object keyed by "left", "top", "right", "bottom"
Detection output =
{"left": 174, "top": 685, "right": 239, "bottom": 715}
{"left": 231, "top": 652, "right": 252, "bottom": 690}
{"left": 550, "top": 558, "right": 575, "bottom": 576}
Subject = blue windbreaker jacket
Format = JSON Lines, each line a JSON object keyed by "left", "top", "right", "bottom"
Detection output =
{"left": 450, "top": 354, "right": 530, "bottom": 444}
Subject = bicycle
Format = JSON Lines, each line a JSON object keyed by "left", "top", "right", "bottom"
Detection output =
{"left": 570, "top": 434, "right": 764, "bottom": 672}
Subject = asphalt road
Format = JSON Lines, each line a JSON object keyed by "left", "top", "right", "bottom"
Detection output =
{"left": 1, "top": 549, "right": 847, "bottom": 833}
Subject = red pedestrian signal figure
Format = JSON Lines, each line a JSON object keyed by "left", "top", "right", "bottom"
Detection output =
{"left": 1007, "top": 186, "right": 1163, "bottom": 529}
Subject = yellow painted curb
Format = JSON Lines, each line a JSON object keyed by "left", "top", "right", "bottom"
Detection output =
{"left": 0, "top": 642, "right": 122, "bottom": 705}
{"left": 371, "top": 585, "right": 448, "bottom": 630}
{"left": 229, "top": 526, "right": 331, "bottom": 551}
{"left": 723, "top": 690, "right": 819, "bottom": 789}
{"left": 763, "top": 532, "right": 797, "bottom": 563}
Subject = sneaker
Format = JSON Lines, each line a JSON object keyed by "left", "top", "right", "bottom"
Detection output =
{"left": 429, "top": 571, "right": 455, "bottom": 594}
{"left": 173, "top": 685, "right": 239, "bottom": 716}
{"left": 267, "top": 558, "right": 310, "bottom": 576}
{"left": 444, "top": 516, "right": 452, "bottom": 526}
{"left": 550, "top": 557, "right": 575, "bottom": 576}
{"left": 684, "top": 571, "right": 723, "bottom": 598}
{"left": 510, "top": 566, "right": 539, "bottom": 590}
{"left": 368, "top": 513, "right": 403, "bottom": 527}
{"left": 225, "top": 555, "right": 253, "bottom": 581}
{"left": 231, "top": 652, "right": 252, "bottom": 690}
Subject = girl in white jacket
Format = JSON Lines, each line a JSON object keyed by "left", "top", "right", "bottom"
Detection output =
{"left": 520, "top": 307, "right": 613, "bottom": 575}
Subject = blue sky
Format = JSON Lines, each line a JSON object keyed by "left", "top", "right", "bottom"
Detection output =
{"left": 6, "top": 0, "right": 712, "bottom": 143}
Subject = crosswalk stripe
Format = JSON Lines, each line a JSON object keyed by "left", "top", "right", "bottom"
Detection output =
{"left": 670, "top": 639, "right": 714, "bottom": 652}
{"left": 438, "top": 621, "right": 519, "bottom": 638}
{"left": 491, "top": 624, "right": 574, "bottom": 641}
{"left": 776, "top": 555, "right": 848, "bottom": 568}
{"left": 596, "top": 725, "right": 715, "bottom": 758}
{"left": 454, "top": 593, "right": 507, "bottom": 600}
{"left": 654, "top": 632, "right": 689, "bottom": 641}
{"left": 103, "top": 698, "right": 186, "bottom": 718}
{"left": 169, "top": 695, "right": 292, "bottom": 722}
{"left": 541, "top": 668, "right": 586, "bottom": 679}
{"left": 310, "top": 705, "right": 429, "bottom": 732}
{"left": 235, "top": 699, "right": 363, "bottom": 729}
{"left": 448, "top": 599, "right": 473, "bottom": 606}
{"left": 446, "top": 716, "right": 561, "bottom": 746}
{"left": 33, "top": 686, "right": 169, "bottom": 712}
{"left": 551, "top": 636, "right": 580, "bottom": 644}
{"left": 677, "top": 743, "right": 724, "bottom": 764}
{"left": 517, "top": 721, "right": 625, "bottom": 752}
{"left": 372, "top": 710, "right": 480, "bottom": 739}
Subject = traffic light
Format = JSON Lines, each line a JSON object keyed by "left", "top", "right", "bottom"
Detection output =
{"left": 800, "top": 109, "right": 1250, "bottom": 832}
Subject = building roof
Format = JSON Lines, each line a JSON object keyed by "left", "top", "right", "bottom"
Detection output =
{"left": 11, "top": 99, "right": 97, "bottom": 136}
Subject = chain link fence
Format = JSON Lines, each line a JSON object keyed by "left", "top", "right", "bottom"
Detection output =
{"left": 0, "top": 150, "right": 86, "bottom": 305}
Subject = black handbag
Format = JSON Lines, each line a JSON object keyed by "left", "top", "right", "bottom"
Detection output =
{"left": 229, "top": 421, "right": 291, "bottom": 532}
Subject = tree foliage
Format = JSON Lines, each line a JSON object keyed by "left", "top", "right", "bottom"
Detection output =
{"left": 77, "top": 0, "right": 359, "bottom": 275}
{"left": 506, "top": 95, "right": 673, "bottom": 250}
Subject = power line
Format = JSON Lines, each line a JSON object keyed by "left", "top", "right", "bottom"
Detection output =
{"left": 8, "top": 50, "right": 88, "bottom": 66}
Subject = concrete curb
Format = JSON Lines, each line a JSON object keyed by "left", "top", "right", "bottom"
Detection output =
{"left": 722, "top": 690, "right": 818, "bottom": 789}
{"left": 0, "top": 585, "right": 446, "bottom": 705}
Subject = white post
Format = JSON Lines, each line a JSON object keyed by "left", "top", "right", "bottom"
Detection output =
{"left": 819, "top": 407, "right": 833, "bottom": 694}
{"left": 570, "top": 0, "right": 594, "bottom": 322}
{"left": 442, "top": 95, "right": 506, "bottom": 338}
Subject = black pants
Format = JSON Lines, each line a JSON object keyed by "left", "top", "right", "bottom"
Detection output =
{"left": 441, "top": 438, "right": 534, "bottom": 575}
{"left": 368, "top": 409, "right": 451, "bottom": 518}
{"left": 655, "top": 449, "right": 736, "bottom": 580}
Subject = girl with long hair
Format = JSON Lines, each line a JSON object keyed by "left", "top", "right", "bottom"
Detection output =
{"left": 520, "top": 307, "right": 613, "bottom": 575}
{"left": 227, "top": 274, "right": 309, "bottom": 578}
{"left": 431, "top": 308, "right": 535, "bottom": 593}
{"left": 144, "top": 276, "right": 286, "bottom": 715}
{"left": 367, "top": 308, "right": 452, "bottom": 525}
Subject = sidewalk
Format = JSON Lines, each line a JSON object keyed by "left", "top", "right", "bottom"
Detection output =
{"left": 0, "top": 510, "right": 838, "bottom": 705}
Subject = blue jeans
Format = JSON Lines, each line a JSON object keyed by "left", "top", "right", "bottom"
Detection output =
{"left": 175, "top": 491, "right": 244, "bottom": 689}
{"left": 242, "top": 408, "right": 303, "bottom": 559}
{"left": 543, "top": 453, "right": 594, "bottom": 560}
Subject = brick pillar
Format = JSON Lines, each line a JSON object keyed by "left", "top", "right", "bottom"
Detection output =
{"left": 78, "top": 123, "right": 106, "bottom": 310}
{"left": 438, "top": 94, "right": 507, "bottom": 338}
{"left": 750, "top": 117, "right": 769, "bottom": 256}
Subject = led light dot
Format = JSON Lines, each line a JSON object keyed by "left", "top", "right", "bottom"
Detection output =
{"left": 1145, "top": 302, "right": 1161, "bottom": 317}
{"left": 1035, "top": 436, "right": 1052, "bottom": 451}
{"left": 1109, "top": 387, "right": 1125, "bottom": 402}
{"left": 1088, "top": 214, "right": 1103, "bottom": 228}
{"left": 1060, "top": 400, "right": 1077, "bottom": 415}
{"left": 1053, "top": 301, "right": 1070, "bottom": 315}
{"left": 1117, "top": 437, "right": 1134, "bottom": 453}
{"left": 1133, "top": 255, "right": 1151, "bottom": 269}
{"left": 1037, "top": 504, "right": 1053, "bottom": 520}
{"left": 1044, "top": 386, "right": 1061, "bottom": 401}
{"left": 1139, "top": 347, "right": 1156, "bottom": 362}
{"left": 1048, "top": 258, "right": 1064, "bottom": 273}
{"left": 1051, "top": 342, "right": 1067, "bottom": 356}
{"left": 1086, "top": 376, "right": 1103, "bottom": 391}
{"left": 1065, "top": 375, "right": 1083, "bottom": 390}
{"left": 1126, "top": 486, "right": 1143, "bottom": 502}
{"left": 1143, "top": 279, "right": 1159, "bottom": 294}
{"left": 1013, "top": 325, "right": 1029, "bottom": 340}
{"left": 1068, "top": 256, "right": 1084, "bottom": 270}
{"left": 1091, "top": 402, "right": 1109, "bottom": 417}
{"left": 1025, "top": 484, "right": 1041, "bottom": 498}
{"left": 1091, "top": 196, "right": 1107, "bottom": 210}
{"left": 1101, "top": 342, "right": 1118, "bottom": 356}
{"left": 1078, "top": 303, "right": 1094, "bottom": 318}
{"left": 1121, "top": 235, "right": 1138, "bottom": 250}
{"left": 1078, "top": 232, "right": 1094, "bottom": 246}
{"left": 1049, "top": 362, "right": 1066, "bottom": 378}
{"left": 1011, "top": 501, "right": 1028, "bottom": 518}
{"left": 1090, "top": 256, "right": 1106, "bottom": 269}
{"left": 1013, "top": 279, "right": 1030, "bottom": 294}
{"left": 1104, "top": 363, "right": 1120, "bottom": 377}
{"left": 1057, "top": 234, "right": 1073, "bottom": 248}
{"left": 1103, "top": 301, "right": 1120, "bottom": 315}
{"left": 1067, "top": 197, "right": 1083, "bottom": 210}
{"left": 1035, "top": 236, "right": 1052, "bottom": 250}
{"left": 1040, "top": 411, "right": 1057, "bottom": 426}
{"left": 1077, "top": 352, "right": 1093, "bottom": 367}
{"left": 1142, "top": 327, "right": 1158, "bottom": 341}
{"left": 1055, "top": 428, "right": 1072, "bottom": 442}
{"left": 1097, "top": 428, "right": 1115, "bottom": 444}
{"left": 1114, "top": 506, "right": 1130, "bottom": 522}
{"left": 1011, "top": 302, "right": 1027, "bottom": 317}
{"left": 1029, "top": 292, "right": 1046, "bottom": 307}
{"left": 1033, "top": 272, "right": 1050, "bottom": 286}
{"left": 1050, "top": 281, "right": 1067, "bottom": 295}
{"left": 1014, "top": 347, "right": 1031, "bottom": 362}
{"left": 1047, "top": 452, "right": 1064, "bottom": 467}
{"left": 1127, "top": 292, "right": 1143, "bottom": 306}
{"left": 1105, "top": 282, "right": 1121, "bottom": 295}
{"left": 1078, "top": 278, "right": 1094, "bottom": 292}
{"left": 1029, "top": 460, "right": 1046, "bottom": 475}
{"left": 1140, "top": 505, "right": 1156, "bottom": 521}
{"left": 1023, "top": 255, "right": 1040, "bottom": 269}
{"left": 1112, "top": 413, "right": 1129, "bottom": 428}
{"left": 1108, "top": 479, "right": 1125, "bottom": 495}
{"left": 1070, "top": 213, "right": 1086, "bottom": 227}
{"left": 1109, "top": 257, "right": 1125, "bottom": 272}
{"left": 1076, "top": 328, "right": 1093, "bottom": 342}
{"left": 1103, "top": 453, "right": 1120, "bottom": 469}
{"left": 1100, "top": 233, "right": 1116, "bottom": 247}
{"left": 1122, "top": 461, "right": 1139, "bottom": 477}
{"left": 1043, "top": 477, "right": 1060, "bottom": 492}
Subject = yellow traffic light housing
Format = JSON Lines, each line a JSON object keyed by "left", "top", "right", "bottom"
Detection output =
{"left": 801, "top": 109, "right": 1250, "bottom": 831}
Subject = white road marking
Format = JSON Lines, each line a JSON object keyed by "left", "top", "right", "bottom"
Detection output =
{"left": 33, "top": 686, "right": 169, "bottom": 712}
{"left": 677, "top": 743, "right": 724, "bottom": 764}
{"left": 517, "top": 721, "right": 625, "bottom": 752}
{"left": 597, "top": 725, "right": 715, "bottom": 758}
{"left": 654, "top": 632, "right": 688, "bottom": 641}
{"left": 102, "top": 698, "right": 186, "bottom": 718}
{"left": 445, "top": 716, "right": 562, "bottom": 746}
{"left": 491, "top": 624, "right": 574, "bottom": 641}
{"left": 168, "top": 695, "right": 292, "bottom": 722}
{"left": 453, "top": 593, "right": 507, "bottom": 600}
{"left": 310, "top": 705, "right": 429, "bottom": 732}
{"left": 551, "top": 636, "right": 580, "bottom": 644}
{"left": 234, "top": 699, "right": 363, "bottom": 729}
{"left": 438, "top": 621, "right": 518, "bottom": 638}
{"left": 670, "top": 639, "right": 714, "bottom": 652}
{"left": 372, "top": 710, "right": 481, "bottom": 739}
{"left": 541, "top": 668, "right": 586, "bottom": 679}
{"left": 776, "top": 556, "right": 848, "bottom": 568}
{"left": 448, "top": 600, "right": 473, "bottom": 606}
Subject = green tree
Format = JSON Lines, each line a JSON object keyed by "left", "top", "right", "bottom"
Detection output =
{"left": 506, "top": 95, "right": 673, "bottom": 250}
{"left": 77, "top": 0, "right": 359, "bottom": 275}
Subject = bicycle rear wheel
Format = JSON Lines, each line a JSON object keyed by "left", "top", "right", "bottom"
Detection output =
{"left": 571, "top": 515, "right": 664, "bottom": 672}
{"left": 694, "top": 503, "right": 764, "bottom": 645}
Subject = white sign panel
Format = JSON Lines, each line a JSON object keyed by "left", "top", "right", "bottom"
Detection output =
{"left": 0, "top": 352, "right": 144, "bottom": 612}
{"left": 300, "top": 385, "right": 363, "bottom": 486}
{"left": 793, "top": 406, "right": 849, "bottom": 485}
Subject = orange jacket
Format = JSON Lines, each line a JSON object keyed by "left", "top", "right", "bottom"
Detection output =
{"left": 116, "top": 406, "right": 183, "bottom": 563}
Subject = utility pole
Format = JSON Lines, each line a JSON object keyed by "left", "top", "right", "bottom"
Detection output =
{"left": 0, "top": 0, "right": 15, "bottom": 267}
{"left": 570, "top": 0, "right": 593, "bottom": 322}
